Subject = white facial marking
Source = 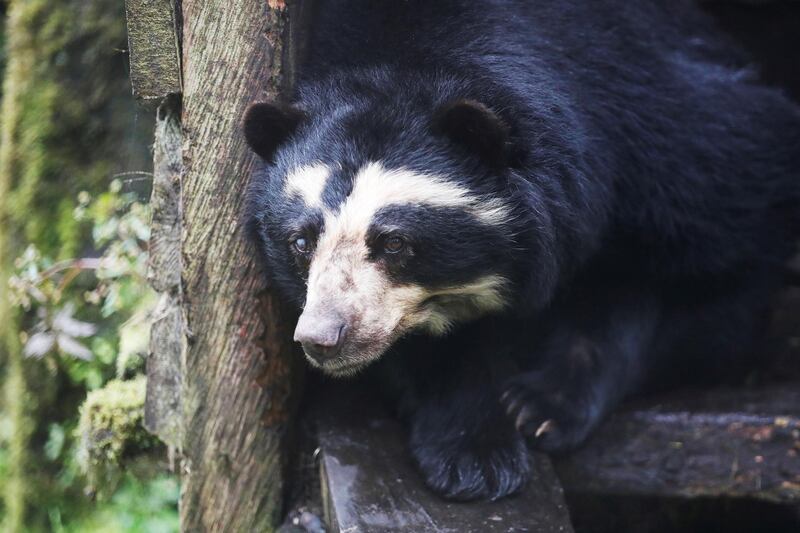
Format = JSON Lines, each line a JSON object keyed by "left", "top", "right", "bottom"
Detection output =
{"left": 412, "top": 274, "right": 511, "bottom": 335}
{"left": 284, "top": 163, "right": 331, "bottom": 209}
{"left": 337, "top": 162, "right": 510, "bottom": 228}
{"left": 295, "top": 161, "right": 511, "bottom": 375}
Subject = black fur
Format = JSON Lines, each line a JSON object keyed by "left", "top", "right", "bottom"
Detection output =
{"left": 369, "top": 205, "right": 513, "bottom": 287}
{"left": 244, "top": 0, "right": 800, "bottom": 500}
{"left": 432, "top": 100, "right": 510, "bottom": 166}
{"left": 243, "top": 102, "right": 307, "bottom": 161}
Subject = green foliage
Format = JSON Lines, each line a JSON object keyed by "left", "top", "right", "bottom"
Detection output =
{"left": 0, "top": 1, "right": 166, "bottom": 529}
{"left": 48, "top": 474, "right": 179, "bottom": 533}
{"left": 3, "top": 0, "right": 150, "bottom": 259}
{"left": 9, "top": 182, "right": 153, "bottom": 383}
{"left": 0, "top": 344, "right": 29, "bottom": 533}
{"left": 0, "top": 183, "right": 177, "bottom": 531}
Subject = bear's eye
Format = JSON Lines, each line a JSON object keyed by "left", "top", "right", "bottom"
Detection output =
{"left": 291, "top": 236, "right": 311, "bottom": 254}
{"left": 383, "top": 235, "right": 406, "bottom": 254}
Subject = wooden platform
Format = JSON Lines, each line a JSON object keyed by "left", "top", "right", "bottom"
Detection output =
{"left": 556, "top": 384, "right": 800, "bottom": 502}
{"left": 314, "top": 383, "right": 800, "bottom": 532}
{"left": 315, "top": 389, "right": 574, "bottom": 533}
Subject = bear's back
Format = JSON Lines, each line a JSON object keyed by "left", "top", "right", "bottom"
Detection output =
{"left": 296, "top": 0, "right": 800, "bottom": 278}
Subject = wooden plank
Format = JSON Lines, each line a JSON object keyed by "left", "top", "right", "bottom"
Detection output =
{"left": 124, "top": 0, "right": 182, "bottom": 100}
{"left": 555, "top": 384, "right": 800, "bottom": 503}
{"left": 144, "top": 102, "right": 183, "bottom": 449}
{"left": 316, "top": 388, "right": 574, "bottom": 533}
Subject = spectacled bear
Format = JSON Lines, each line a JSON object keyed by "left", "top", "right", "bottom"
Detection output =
{"left": 243, "top": 0, "right": 800, "bottom": 501}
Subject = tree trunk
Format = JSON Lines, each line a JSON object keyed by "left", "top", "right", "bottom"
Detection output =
{"left": 141, "top": 1, "right": 304, "bottom": 530}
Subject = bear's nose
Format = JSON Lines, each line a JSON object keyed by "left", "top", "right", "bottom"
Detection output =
{"left": 294, "top": 313, "right": 347, "bottom": 364}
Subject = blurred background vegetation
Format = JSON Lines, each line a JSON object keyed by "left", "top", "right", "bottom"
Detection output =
{"left": 0, "top": 0, "right": 177, "bottom": 531}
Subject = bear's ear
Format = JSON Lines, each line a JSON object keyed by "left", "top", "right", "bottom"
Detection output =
{"left": 243, "top": 102, "right": 307, "bottom": 161}
{"left": 432, "top": 99, "right": 510, "bottom": 166}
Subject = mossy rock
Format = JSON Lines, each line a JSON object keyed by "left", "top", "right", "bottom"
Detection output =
{"left": 77, "top": 376, "right": 161, "bottom": 495}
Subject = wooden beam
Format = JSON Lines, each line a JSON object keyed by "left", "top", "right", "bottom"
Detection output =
{"left": 316, "top": 387, "right": 575, "bottom": 533}
{"left": 124, "top": 0, "right": 182, "bottom": 100}
{"left": 555, "top": 385, "right": 800, "bottom": 503}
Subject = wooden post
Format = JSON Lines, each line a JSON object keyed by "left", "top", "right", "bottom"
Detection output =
{"left": 145, "top": 101, "right": 183, "bottom": 451}
{"left": 179, "top": 1, "right": 302, "bottom": 529}
{"left": 131, "top": 1, "right": 306, "bottom": 530}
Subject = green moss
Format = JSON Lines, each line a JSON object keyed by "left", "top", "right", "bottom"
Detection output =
{"left": 77, "top": 377, "right": 158, "bottom": 495}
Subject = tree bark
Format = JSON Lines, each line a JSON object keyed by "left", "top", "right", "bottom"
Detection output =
{"left": 177, "top": 1, "right": 301, "bottom": 530}
{"left": 145, "top": 102, "right": 184, "bottom": 451}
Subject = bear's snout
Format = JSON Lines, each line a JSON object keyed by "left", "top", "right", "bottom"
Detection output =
{"left": 294, "top": 311, "right": 347, "bottom": 364}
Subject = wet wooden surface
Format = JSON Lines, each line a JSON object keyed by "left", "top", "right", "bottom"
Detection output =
{"left": 555, "top": 384, "right": 800, "bottom": 503}
{"left": 316, "top": 388, "right": 574, "bottom": 533}
{"left": 314, "top": 382, "right": 800, "bottom": 532}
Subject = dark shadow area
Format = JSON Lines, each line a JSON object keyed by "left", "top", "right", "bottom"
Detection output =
{"left": 567, "top": 493, "right": 800, "bottom": 533}
{"left": 702, "top": 1, "right": 800, "bottom": 102}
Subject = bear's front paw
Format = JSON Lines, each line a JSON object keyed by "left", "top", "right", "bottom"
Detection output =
{"left": 410, "top": 430, "right": 530, "bottom": 501}
{"left": 500, "top": 371, "right": 601, "bottom": 453}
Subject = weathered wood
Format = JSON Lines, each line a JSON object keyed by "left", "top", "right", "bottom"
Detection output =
{"left": 124, "top": 0, "right": 182, "bottom": 100}
{"left": 145, "top": 101, "right": 184, "bottom": 449}
{"left": 178, "top": 0, "right": 303, "bottom": 530}
{"left": 316, "top": 388, "right": 575, "bottom": 533}
{"left": 555, "top": 385, "right": 800, "bottom": 503}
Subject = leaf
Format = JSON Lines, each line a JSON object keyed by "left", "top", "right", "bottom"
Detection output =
{"left": 56, "top": 334, "right": 94, "bottom": 361}
{"left": 24, "top": 332, "right": 56, "bottom": 358}
{"left": 45, "top": 423, "right": 66, "bottom": 460}
{"left": 52, "top": 303, "right": 97, "bottom": 338}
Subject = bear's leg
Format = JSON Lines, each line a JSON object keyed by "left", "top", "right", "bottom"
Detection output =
{"left": 397, "top": 324, "right": 532, "bottom": 501}
{"left": 501, "top": 278, "right": 769, "bottom": 453}
{"left": 500, "top": 328, "right": 649, "bottom": 453}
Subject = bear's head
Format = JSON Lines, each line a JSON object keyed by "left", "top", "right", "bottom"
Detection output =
{"left": 242, "top": 90, "right": 542, "bottom": 376}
